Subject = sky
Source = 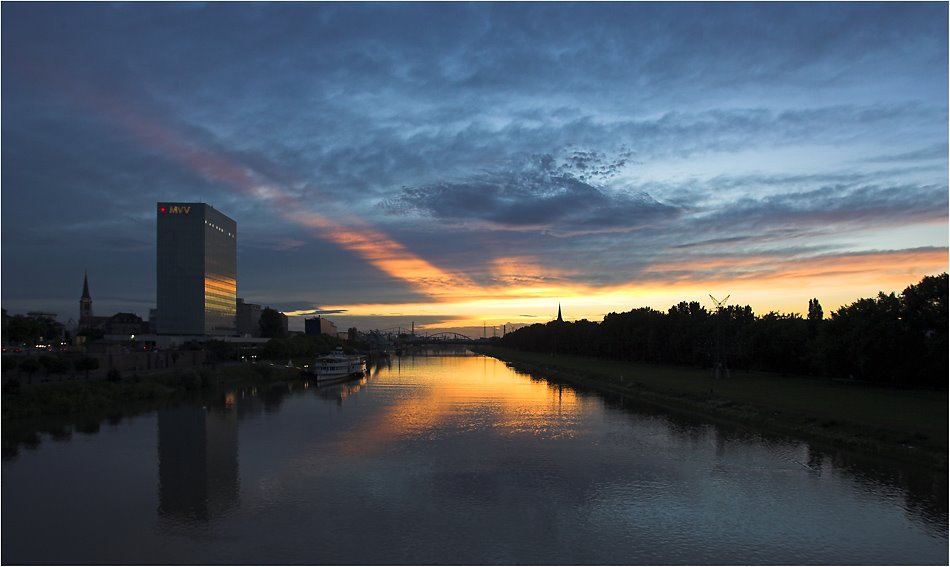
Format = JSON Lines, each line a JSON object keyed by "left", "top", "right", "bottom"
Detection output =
{"left": 2, "top": 2, "right": 948, "bottom": 335}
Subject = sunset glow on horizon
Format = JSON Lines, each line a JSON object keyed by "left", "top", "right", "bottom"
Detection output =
{"left": 287, "top": 245, "right": 948, "bottom": 331}
{"left": 3, "top": 3, "right": 946, "bottom": 332}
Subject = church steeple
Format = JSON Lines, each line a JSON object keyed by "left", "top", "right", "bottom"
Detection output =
{"left": 81, "top": 271, "right": 91, "bottom": 300}
{"left": 80, "top": 271, "right": 93, "bottom": 321}
{"left": 556, "top": 303, "right": 563, "bottom": 322}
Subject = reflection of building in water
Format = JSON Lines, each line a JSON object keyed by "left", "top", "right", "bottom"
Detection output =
{"left": 158, "top": 404, "right": 239, "bottom": 523}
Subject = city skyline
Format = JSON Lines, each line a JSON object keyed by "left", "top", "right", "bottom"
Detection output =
{"left": 2, "top": 2, "right": 947, "bottom": 333}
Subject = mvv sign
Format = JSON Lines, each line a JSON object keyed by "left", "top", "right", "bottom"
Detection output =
{"left": 159, "top": 205, "right": 191, "bottom": 214}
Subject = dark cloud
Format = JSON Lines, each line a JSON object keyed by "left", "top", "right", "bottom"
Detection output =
{"left": 858, "top": 143, "right": 950, "bottom": 164}
{"left": 272, "top": 306, "right": 348, "bottom": 317}
{"left": 380, "top": 156, "right": 682, "bottom": 236}
{"left": 671, "top": 236, "right": 761, "bottom": 250}
{"left": 688, "top": 181, "right": 948, "bottom": 234}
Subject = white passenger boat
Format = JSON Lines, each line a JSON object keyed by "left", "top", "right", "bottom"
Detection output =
{"left": 309, "top": 347, "right": 366, "bottom": 383}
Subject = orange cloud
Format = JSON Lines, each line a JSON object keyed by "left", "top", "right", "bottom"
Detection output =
{"left": 319, "top": 247, "right": 946, "bottom": 327}
{"left": 642, "top": 248, "right": 947, "bottom": 286}
{"left": 287, "top": 211, "right": 477, "bottom": 297}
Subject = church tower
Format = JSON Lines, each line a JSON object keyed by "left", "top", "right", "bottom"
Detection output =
{"left": 80, "top": 271, "right": 93, "bottom": 323}
{"left": 556, "top": 303, "right": 563, "bottom": 322}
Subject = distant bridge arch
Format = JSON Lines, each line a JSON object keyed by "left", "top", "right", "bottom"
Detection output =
{"left": 420, "top": 332, "right": 475, "bottom": 342}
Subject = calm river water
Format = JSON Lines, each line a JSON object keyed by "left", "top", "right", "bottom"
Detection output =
{"left": 2, "top": 351, "right": 947, "bottom": 565}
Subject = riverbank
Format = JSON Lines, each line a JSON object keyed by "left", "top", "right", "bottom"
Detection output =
{"left": 474, "top": 346, "right": 947, "bottom": 467}
{"left": 1, "top": 362, "right": 302, "bottom": 420}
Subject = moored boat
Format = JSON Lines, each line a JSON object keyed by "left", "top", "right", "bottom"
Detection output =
{"left": 306, "top": 347, "right": 366, "bottom": 384}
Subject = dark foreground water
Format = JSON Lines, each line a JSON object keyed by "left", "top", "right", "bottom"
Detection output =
{"left": 2, "top": 352, "right": 947, "bottom": 565}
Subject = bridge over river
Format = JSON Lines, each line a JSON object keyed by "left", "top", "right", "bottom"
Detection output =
{"left": 401, "top": 332, "right": 478, "bottom": 345}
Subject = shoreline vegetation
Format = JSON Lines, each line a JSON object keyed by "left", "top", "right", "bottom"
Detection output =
{"left": 473, "top": 345, "right": 947, "bottom": 468}
{"left": 1, "top": 361, "right": 307, "bottom": 460}
{"left": 1, "top": 362, "right": 302, "bottom": 421}
{"left": 1, "top": 333, "right": 363, "bottom": 423}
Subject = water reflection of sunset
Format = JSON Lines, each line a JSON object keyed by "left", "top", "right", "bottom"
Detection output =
{"left": 336, "top": 356, "right": 593, "bottom": 456}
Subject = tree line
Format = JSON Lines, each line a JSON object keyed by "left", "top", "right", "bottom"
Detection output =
{"left": 499, "top": 273, "right": 947, "bottom": 389}
{"left": 4, "top": 314, "right": 66, "bottom": 345}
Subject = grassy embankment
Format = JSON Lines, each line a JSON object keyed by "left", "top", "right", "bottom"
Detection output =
{"left": 475, "top": 345, "right": 947, "bottom": 467}
{"left": 2, "top": 362, "right": 302, "bottom": 420}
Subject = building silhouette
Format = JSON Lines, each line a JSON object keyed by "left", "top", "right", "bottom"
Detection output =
{"left": 76, "top": 273, "right": 149, "bottom": 335}
{"left": 156, "top": 203, "right": 236, "bottom": 335}
{"left": 305, "top": 315, "right": 338, "bottom": 337}
{"left": 79, "top": 271, "right": 93, "bottom": 322}
{"left": 103, "top": 312, "right": 146, "bottom": 336}
{"left": 236, "top": 298, "right": 262, "bottom": 337}
{"left": 78, "top": 272, "right": 109, "bottom": 330}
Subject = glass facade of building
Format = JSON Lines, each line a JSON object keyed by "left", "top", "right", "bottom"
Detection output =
{"left": 157, "top": 203, "right": 237, "bottom": 335}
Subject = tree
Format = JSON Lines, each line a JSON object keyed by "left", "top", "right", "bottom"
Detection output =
{"left": 39, "top": 355, "right": 69, "bottom": 375}
{"left": 821, "top": 293, "right": 906, "bottom": 384}
{"left": 201, "top": 340, "right": 239, "bottom": 364}
{"left": 7, "top": 315, "right": 64, "bottom": 344}
{"left": 898, "top": 273, "right": 948, "bottom": 387}
{"left": 807, "top": 298, "right": 824, "bottom": 336}
{"left": 7, "top": 316, "right": 44, "bottom": 344}
{"left": 667, "top": 301, "right": 711, "bottom": 366}
{"left": 746, "top": 312, "right": 808, "bottom": 375}
{"left": 259, "top": 307, "right": 287, "bottom": 338}
{"left": 74, "top": 357, "right": 100, "bottom": 379}
{"left": 78, "top": 327, "right": 105, "bottom": 341}
{"left": 19, "top": 358, "right": 41, "bottom": 384}
{"left": 261, "top": 338, "right": 291, "bottom": 360}
{"left": 900, "top": 273, "right": 947, "bottom": 332}
{"left": 498, "top": 274, "right": 947, "bottom": 388}
{"left": 1, "top": 356, "right": 19, "bottom": 373}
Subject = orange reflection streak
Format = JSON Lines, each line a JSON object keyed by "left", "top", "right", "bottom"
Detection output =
{"left": 204, "top": 276, "right": 237, "bottom": 310}
{"left": 334, "top": 357, "right": 586, "bottom": 457}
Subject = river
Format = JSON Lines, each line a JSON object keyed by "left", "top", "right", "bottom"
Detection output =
{"left": 2, "top": 351, "right": 946, "bottom": 564}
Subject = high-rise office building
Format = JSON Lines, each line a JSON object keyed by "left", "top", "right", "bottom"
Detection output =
{"left": 156, "top": 202, "right": 236, "bottom": 336}
{"left": 305, "top": 316, "right": 338, "bottom": 337}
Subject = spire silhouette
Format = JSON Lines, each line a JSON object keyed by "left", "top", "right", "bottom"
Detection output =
{"left": 81, "top": 271, "right": 91, "bottom": 300}
{"left": 80, "top": 271, "right": 93, "bottom": 321}
{"left": 556, "top": 303, "right": 563, "bottom": 322}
